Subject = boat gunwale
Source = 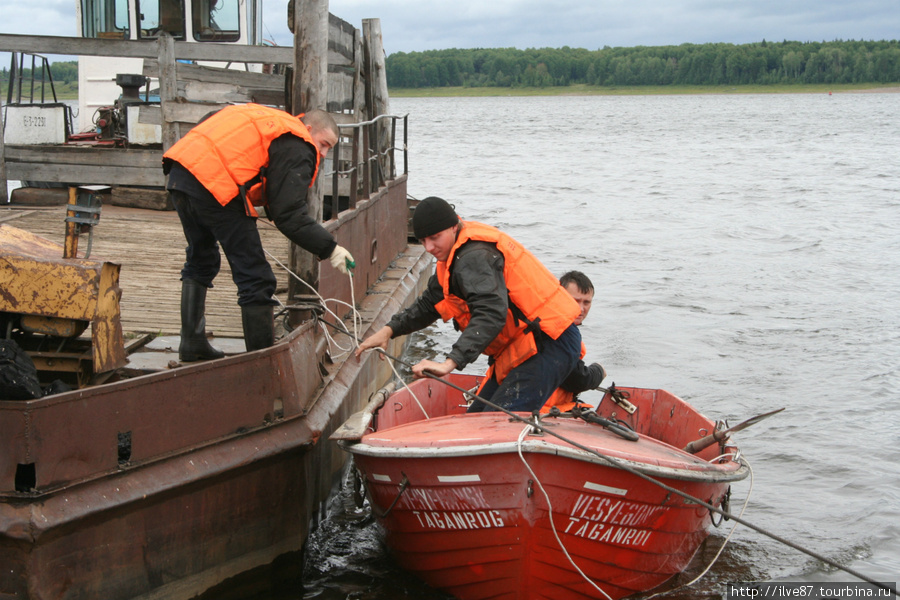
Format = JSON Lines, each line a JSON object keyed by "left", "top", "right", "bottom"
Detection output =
{"left": 341, "top": 437, "right": 750, "bottom": 484}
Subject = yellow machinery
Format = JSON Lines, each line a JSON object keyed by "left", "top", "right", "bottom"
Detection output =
{"left": 0, "top": 188, "right": 126, "bottom": 387}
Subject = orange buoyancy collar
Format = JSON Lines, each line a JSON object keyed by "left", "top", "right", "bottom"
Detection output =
{"left": 434, "top": 221, "right": 580, "bottom": 383}
{"left": 163, "top": 104, "right": 318, "bottom": 216}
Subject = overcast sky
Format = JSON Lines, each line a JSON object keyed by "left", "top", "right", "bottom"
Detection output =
{"left": 1, "top": 0, "right": 898, "bottom": 57}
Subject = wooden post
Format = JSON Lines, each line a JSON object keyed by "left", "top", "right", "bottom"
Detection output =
{"left": 0, "top": 97, "right": 8, "bottom": 204}
{"left": 64, "top": 187, "right": 80, "bottom": 258}
{"left": 157, "top": 32, "right": 179, "bottom": 152}
{"left": 289, "top": 0, "right": 329, "bottom": 301}
{"left": 362, "top": 19, "right": 391, "bottom": 186}
{"left": 351, "top": 31, "right": 365, "bottom": 203}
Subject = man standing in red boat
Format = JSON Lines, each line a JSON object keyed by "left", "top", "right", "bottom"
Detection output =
{"left": 163, "top": 104, "right": 354, "bottom": 361}
{"left": 355, "top": 196, "right": 582, "bottom": 412}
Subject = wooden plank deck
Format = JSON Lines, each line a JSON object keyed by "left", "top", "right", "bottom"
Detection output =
{"left": 1, "top": 204, "right": 293, "bottom": 337}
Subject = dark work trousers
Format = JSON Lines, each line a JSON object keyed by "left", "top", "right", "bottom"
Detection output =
{"left": 468, "top": 323, "right": 582, "bottom": 413}
{"left": 171, "top": 190, "right": 278, "bottom": 306}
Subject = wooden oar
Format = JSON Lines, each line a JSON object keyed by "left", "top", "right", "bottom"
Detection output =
{"left": 683, "top": 407, "right": 785, "bottom": 454}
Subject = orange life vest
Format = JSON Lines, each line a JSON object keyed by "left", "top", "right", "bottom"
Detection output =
{"left": 434, "top": 221, "right": 580, "bottom": 383}
{"left": 540, "top": 342, "right": 588, "bottom": 414}
{"left": 163, "top": 104, "right": 319, "bottom": 217}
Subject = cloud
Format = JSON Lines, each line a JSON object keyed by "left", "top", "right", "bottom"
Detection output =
{"left": 3, "top": 0, "right": 76, "bottom": 37}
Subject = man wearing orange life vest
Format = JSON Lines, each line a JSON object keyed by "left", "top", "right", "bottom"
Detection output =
{"left": 541, "top": 271, "right": 607, "bottom": 413}
{"left": 355, "top": 196, "right": 583, "bottom": 413}
{"left": 163, "top": 104, "right": 354, "bottom": 361}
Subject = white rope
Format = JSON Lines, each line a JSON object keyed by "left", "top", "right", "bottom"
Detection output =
{"left": 377, "top": 348, "right": 430, "bottom": 420}
{"left": 516, "top": 424, "right": 614, "bottom": 600}
{"left": 264, "top": 249, "right": 358, "bottom": 357}
{"left": 514, "top": 426, "right": 752, "bottom": 600}
{"left": 635, "top": 454, "right": 754, "bottom": 600}
{"left": 264, "top": 247, "right": 430, "bottom": 419}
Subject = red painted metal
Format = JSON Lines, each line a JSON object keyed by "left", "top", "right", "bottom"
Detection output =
{"left": 340, "top": 374, "right": 749, "bottom": 600}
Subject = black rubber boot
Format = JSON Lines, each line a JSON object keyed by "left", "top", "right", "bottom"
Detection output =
{"left": 241, "top": 305, "right": 275, "bottom": 352}
{"left": 179, "top": 279, "right": 225, "bottom": 362}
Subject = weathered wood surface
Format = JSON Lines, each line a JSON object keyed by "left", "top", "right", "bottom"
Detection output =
{"left": 3, "top": 146, "right": 165, "bottom": 187}
{"left": 327, "top": 13, "right": 358, "bottom": 112}
{"left": 110, "top": 186, "right": 173, "bottom": 210}
{"left": 0, "top": 103, "right": 6, "bottom": 204}
{"left": 290, "top": 0, "right": 330, "bottom": 298}
{"left": 142, "top": 59, "right": 287, "bottom": 106}
{"left": 0, "top": 33, "right": 294, "bottom": 64}
{"left": 0, "top": 205, "right": 291, "bottom": 337}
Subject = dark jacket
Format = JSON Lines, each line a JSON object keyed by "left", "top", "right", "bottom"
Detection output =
{"left": 560, "top": 360, "right": 605, "bottom": 394}
{"left": 387, "top": 240, "right": 507, "bottom": 370}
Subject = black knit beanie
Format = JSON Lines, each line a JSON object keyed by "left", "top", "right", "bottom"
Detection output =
{"left": 413, "top": 197, "right": 459, "bottom": 239}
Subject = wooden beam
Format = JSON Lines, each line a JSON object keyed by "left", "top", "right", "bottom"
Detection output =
{"left": 0, "top": 33, "right": 293, "bottom": 64}
{"left": 292, "top": 0, "right": 329, "bottom": 115}
{"left": 0, "top": 94, "right": 7, "bottom": 204}
{"left": 328, "top": 14, "right": 357, "bottom": 63}
{"left": 143, "top": 59, "right": 286, "bottom": 91}
{"left": 4, "top": 146, "right": 161, "bottom": 168}
{"left": 3, "top": 146, "right": 165, "bottom": 187}
{"left": 4, "top": 164, "right": 164, "bottom": 187}
{"left": 362, "top": 19, "right": 391, "bottom": 187}
{"left": 161, "top": 102, "right": 222, "bottom": 125}
{"left": 362, "top": 20, "right": 390, "bottom": 121}
{"left": 289, "top": 0, "right": 330, "bottom": 299}
{"left": 157, "top": 33, "right": 180, "bottom": 152}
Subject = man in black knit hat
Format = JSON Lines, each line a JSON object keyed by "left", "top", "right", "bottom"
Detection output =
{"left": 355, "top": 196, "right": 582, "bottom": 413}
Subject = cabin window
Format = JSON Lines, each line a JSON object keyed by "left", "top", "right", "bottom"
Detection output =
{"left": 192, "top": 0, "right": 241, "bottom": 42}
{"left": 137, "top": 0, "right": 186, "bottom": 39}
{"left": 81, "top": 0, "right": 131, "bottom": 39}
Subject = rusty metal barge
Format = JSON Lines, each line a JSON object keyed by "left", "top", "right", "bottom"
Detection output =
{"left": 0, "top": 4, "right": 430, "bottom": 599}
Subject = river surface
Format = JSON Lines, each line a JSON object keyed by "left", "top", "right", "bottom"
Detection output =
{"left": 300, "top": 92, "right": 900, "bottom": 600}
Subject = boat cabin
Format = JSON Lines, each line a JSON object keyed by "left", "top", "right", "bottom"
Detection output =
{"left": 79, "top": 0, "right": 261, "bottom": 44}
{"left": 75, "top": 0, "right": 263, "bottom": 131}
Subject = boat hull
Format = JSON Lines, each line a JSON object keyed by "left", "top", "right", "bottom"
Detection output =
{"left": 341, "top": 374, "right": 748, "bottom": 600}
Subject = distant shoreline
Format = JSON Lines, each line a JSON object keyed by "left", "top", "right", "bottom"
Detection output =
{"left": 3, "top": 83, "right": 898, "bottom": 103}
{"left": 389, "top": 83, "right": 900, "bottom": 97}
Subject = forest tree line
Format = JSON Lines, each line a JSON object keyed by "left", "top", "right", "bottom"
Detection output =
{"left": 2, "top": 61, "right": 78, "bottom": 85}
{"left": 4, "top": 40, "right": 899, "bottom": 93}
{"left": 386, "top": 40, "right": 900, "bottom": 88}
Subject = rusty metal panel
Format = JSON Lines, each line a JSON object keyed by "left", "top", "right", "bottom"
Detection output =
{"left": 0, "top": 224, "right": 105, "bottom": 320}
{"left": 0, "top": 406, "right": 28, "bottom": 495}
{"left": 93, "top": 262, "right": 127, "bottom": 372}
{"left": 0, "top": 224, "right": 126, "bottom": 374}
{"left": 2, "top": 419, "right": 318, "bottom": 600}
{"left": 320, "top": 175, "right": 410, "bottom": 304}
{"left": 0, "top": 323, "right": 325, "bottom": 493}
